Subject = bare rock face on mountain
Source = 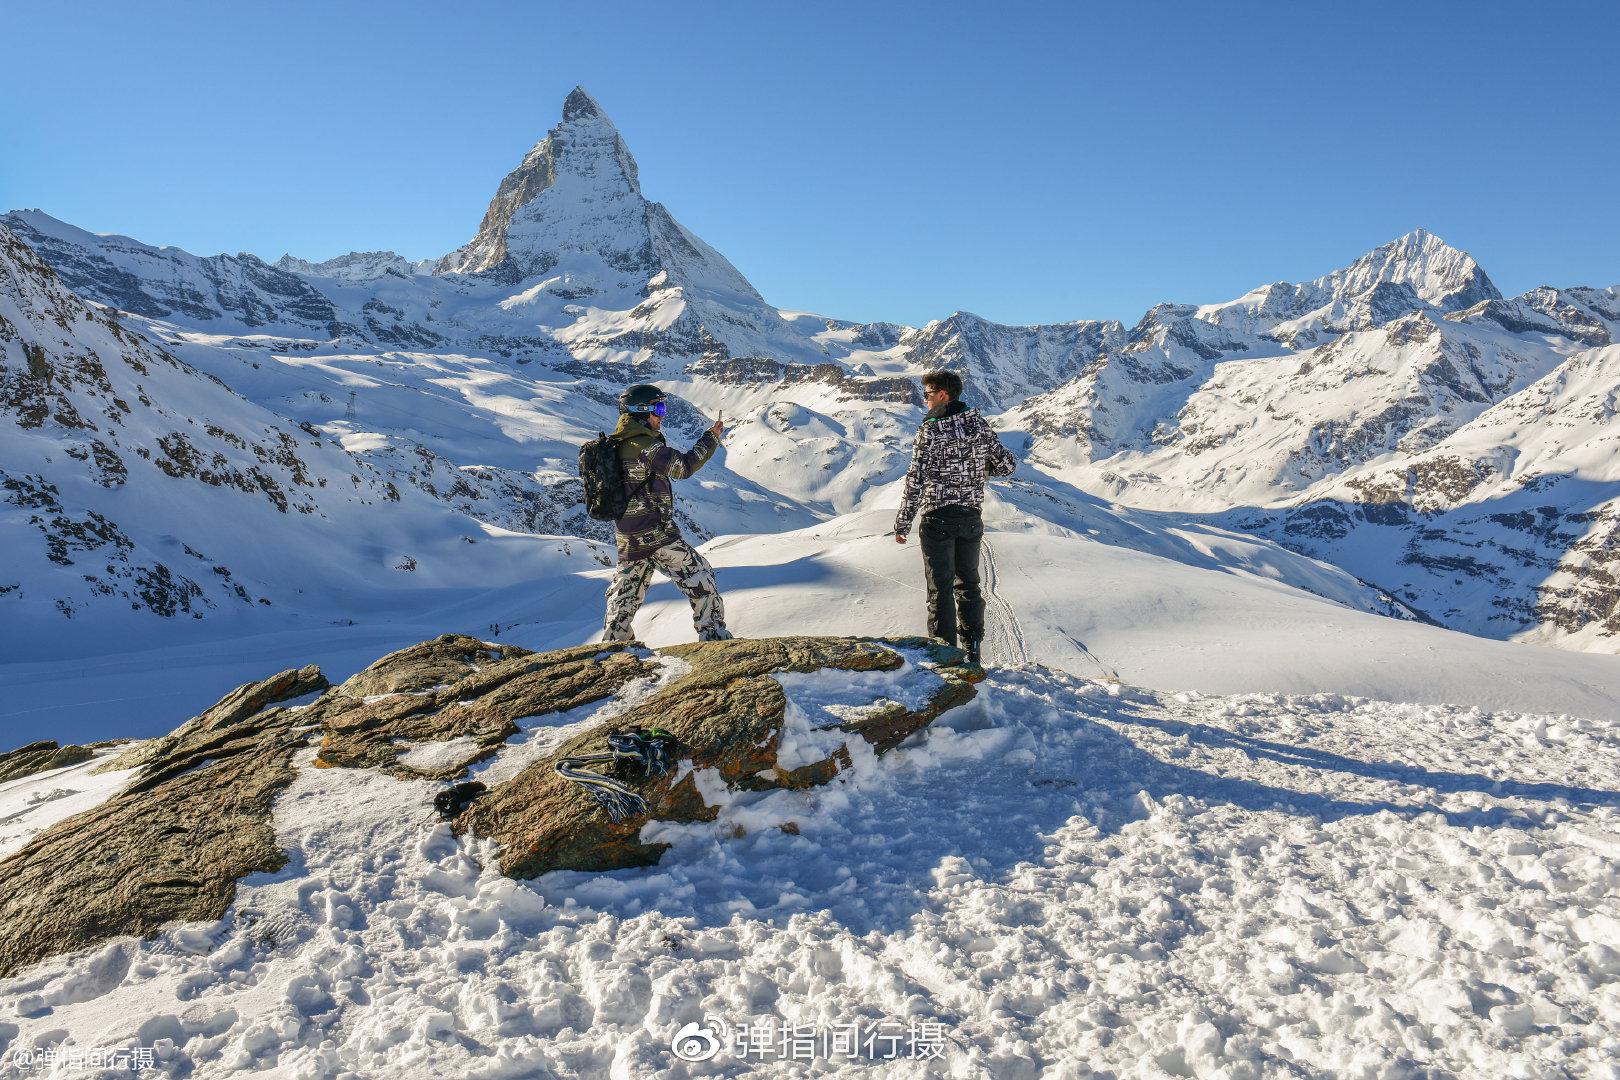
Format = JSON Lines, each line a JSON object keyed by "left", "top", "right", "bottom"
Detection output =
{"left": 1454, "top": 285, "right": 1620, "bottom": 349}
{"left": 458, "top": 636, "right": 979, "bottom": 878}
{"left": 688, "top": 354, "right": 923, "bottom": 405}
{"left": 0, "top": 634, "right": 978, "bottom": 979}
{"left": 272, "top": 251, "right": 434, "bottom": 284}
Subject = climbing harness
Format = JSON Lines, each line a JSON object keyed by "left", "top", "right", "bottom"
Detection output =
{"left": 554, "top": 727, "right": 679, "bottom": 823}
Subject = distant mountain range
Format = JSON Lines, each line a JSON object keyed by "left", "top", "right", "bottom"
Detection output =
{"left": 3, "top": 86, "right": 1617, "bottom": 654}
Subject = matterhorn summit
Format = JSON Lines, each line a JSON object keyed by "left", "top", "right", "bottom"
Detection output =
{"left": 437, "top": 87, "right": 645, "bottom": 279}
{"left": 435, "top": 86, "right": 763, "bottom": 308}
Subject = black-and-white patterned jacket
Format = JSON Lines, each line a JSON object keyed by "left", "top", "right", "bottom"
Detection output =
{"left": 894, "top": 403, "right": 1018, "bottom": 538}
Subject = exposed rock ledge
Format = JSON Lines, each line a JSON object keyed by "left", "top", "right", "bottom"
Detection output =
{"left": 0, "top": 741, "right": 101, "bottom": 784}
{"left": 0, "top": 634, "right": 978, "bottom": 978}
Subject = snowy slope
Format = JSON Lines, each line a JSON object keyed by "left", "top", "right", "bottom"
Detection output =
{"left": 1228, "top": 343, "right": 1620, "bottom": 648}
{"left": 0, "top": 224, "right": 606, "bottom": 658}
{"left": 0, "top": 640, "right": 1615, "bottom": 1077}
{"left": 592, "top": 505, "right": 1620, "bottom": 722}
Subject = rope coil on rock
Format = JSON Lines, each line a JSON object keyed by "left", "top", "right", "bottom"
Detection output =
{"left": 555, "top": 727, "right": 678, "bottom": 823}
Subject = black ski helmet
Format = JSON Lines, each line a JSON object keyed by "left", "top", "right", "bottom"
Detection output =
{"left": 619, "top": 383, "right": 666, "bottom": 414}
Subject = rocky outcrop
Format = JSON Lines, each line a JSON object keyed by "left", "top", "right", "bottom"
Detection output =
{"left": 458, "top": 636, "right": 979, "bottom": 878}
{"left": 0, "top": 634, "right": 979, "bottom": 979}
{"left": 0, "top": 741, "right": 99, "bottom": 784}
{"left": 0, "top": 664, "right": 329, "bottom": 978}
{"left": 315, "top": 637, "right": 657, "bottom": 780}
{"left": 102, "top": 664, "right": 329, "bottom": 774}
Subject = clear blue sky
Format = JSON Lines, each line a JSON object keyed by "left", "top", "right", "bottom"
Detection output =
{"left": 3, "top": 0, "right": 1615, "bottom": 327}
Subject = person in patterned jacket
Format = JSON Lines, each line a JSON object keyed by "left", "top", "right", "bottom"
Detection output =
{"left": 894, "top": 370, "right": 1018, "bottom": 664}
{"left": 602, "top": 383, "right": 733, "bottom": 643}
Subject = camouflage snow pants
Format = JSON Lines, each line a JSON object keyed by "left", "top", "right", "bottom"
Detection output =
{"left": 602, "top": 538, "right": 731, "bottom": 643}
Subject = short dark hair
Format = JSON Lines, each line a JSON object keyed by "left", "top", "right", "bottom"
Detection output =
{"left": 923, "top": 370, "right": 962, "bottom": 402}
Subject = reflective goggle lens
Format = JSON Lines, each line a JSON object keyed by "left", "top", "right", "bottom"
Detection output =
{"left": 651, "top": 402, "right": 667, "bottom": 417}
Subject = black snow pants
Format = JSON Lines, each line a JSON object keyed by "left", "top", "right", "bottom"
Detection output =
{"left": 919, "top": 504, "right": 984, "bottom": 647}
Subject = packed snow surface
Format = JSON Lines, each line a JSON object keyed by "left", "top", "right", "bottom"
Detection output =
{"left": 0, "top": 750, "right": 137, "bottom": 861}
{"left": 2, "top": 653, "right": 1617, "bottom": 1078}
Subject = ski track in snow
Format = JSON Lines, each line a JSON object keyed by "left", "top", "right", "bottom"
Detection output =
{"left": 980, "top": 538, "right": 1029, "bottom": 667}
{"left": 2, "top": 662, "right": 1618, "bottom": 1078}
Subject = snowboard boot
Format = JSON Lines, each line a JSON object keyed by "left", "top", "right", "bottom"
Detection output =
{"left": 965, "top": 638, "right": 983, "bottom": 666}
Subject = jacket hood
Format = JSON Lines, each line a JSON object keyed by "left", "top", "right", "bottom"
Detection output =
{"left": 923, "top": 403, "right": 981, "bottom": 440}
{"left": 612, "top": 414, "right": 662, "bottom": 442}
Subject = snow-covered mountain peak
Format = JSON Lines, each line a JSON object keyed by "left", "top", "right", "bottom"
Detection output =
{"left": 561, "top": 85, "right": 606, "bottom": 123}
{"left": 435, "top": 87, "right": 645, "bottom": 279}
{"left": 1189, "top": 230, "right": 1500, "bottom": 347}
{"left": 1313, "top": 228, "right": 1500, "bottom": 312}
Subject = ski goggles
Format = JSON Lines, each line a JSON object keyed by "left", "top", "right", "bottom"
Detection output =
{"left": 646, "top": 401, "right": 668, "bottom": 417}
